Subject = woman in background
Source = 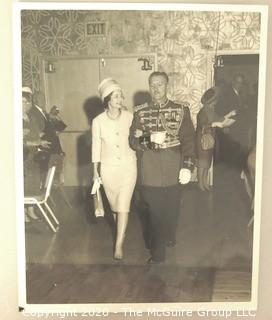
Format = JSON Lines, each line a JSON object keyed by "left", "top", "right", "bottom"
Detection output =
{"left": 92, "top": 78, "right": 137, "bottom": 260}
{"left": 196, "top": 86, "right": 236, "bottom": 191}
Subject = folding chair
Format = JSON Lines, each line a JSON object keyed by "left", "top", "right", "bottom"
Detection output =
{"left": 24, "top": 166, "right": 59, "bottom": 232}
{"left": 49, "top": 154, "right": 73, "bottom": 210}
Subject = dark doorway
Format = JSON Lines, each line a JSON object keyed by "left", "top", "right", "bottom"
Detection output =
{"left": 214, "top": 54, "right": 259, "bottom": 97}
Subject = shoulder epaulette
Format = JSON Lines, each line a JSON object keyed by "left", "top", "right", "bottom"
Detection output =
{"left": 134, "top": 102, "right": 148, "bottom": 113}
{"left": 173, "top": 100, "right": 190, "bottom": 108}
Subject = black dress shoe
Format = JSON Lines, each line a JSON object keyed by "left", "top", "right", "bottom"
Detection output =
{"left": 147, "top": 257, "right": 163, "bottom": 264}
{"left": 166, "top": 239, "right": 176, "bottom": 247}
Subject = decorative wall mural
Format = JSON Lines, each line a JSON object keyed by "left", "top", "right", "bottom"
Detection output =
{"left": 21, "top": 10, "right": 260, "bottom": 118}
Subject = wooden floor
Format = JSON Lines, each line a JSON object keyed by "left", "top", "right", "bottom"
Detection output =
{"left": 212, "top": 269, "right": 252, "bottom": 302}
{"left": 25, "top": 183, "right": 253, "bottom": 304}
{"left": 26, "top": 264, "right": 215, "bottom": 303}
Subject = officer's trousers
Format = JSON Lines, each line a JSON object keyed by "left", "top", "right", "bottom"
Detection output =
{"left": 141, "top": 184, "right": 181, "bottom": 262}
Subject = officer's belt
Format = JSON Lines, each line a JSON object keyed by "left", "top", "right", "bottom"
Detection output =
{"left": 157, "top": 141, "right": 181, "bottom": 149}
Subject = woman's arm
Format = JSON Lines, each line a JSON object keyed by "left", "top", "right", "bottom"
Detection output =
{"left": 92, "top": 118, "right": 101, "bottom": 180}
{"left": 93, "top": 162, "right": 100, "bottom": 181}
{"left": 24, "top": 138, "right": 51, "bottom": 148}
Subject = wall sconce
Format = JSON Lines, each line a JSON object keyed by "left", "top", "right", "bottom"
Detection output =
{"left": 137, "top": 56, "right": 155, "bottom": 71}
{"left": 45, "top": 61, "right": 56, "bottom": 73}
{"left": 213, "top": 56, "right": 224, "bottom": 68}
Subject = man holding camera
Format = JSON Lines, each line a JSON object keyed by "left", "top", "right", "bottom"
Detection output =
{"left": 129, "top": 71, "right": 196, "bottom": 263}
{"left": 29, "top": 91, "right": 67, "bottom": 186}
{"left": 45, "top": 105, "right": 67, "bottom": 184}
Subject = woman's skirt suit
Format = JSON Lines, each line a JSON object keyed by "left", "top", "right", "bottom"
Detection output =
{"left": 92, "top": 110, "right": 137, "bottom": 212}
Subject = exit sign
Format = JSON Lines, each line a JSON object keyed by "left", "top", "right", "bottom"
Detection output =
{"left": 86, "top": 22, "right": 107, "bottom": 37}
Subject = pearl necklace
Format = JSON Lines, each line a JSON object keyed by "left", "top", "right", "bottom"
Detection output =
{"left": 106, "top": 109, "right": 121, "bottom": 120}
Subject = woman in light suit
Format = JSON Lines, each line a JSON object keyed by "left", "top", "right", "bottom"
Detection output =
{"left": 92, "top": 78, "right": 137, "bottom": 260}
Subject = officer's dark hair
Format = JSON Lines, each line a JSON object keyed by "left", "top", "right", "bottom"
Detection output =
{"left": 103, "top": 92, "right": 113, "bottom": 109}
{"left": 148, "top": 71, "right": 169, "bottom": 84}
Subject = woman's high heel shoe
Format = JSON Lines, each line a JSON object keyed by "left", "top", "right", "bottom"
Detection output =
{"left": 114, "top": 246, "right": 123, "bottom": 260}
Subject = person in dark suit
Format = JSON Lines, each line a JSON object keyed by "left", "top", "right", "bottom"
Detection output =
{"left": 45, "top": 106, "right": 67, "bottom": 184}
{"left": 22, "top": 87, "right": 51, "bottom": 222}
{"left": 29, "top": 91, "right": 48, "bottom": 139}
{"left": 28, "top": 91, "right": 51, "bottom": 187}
{"left": 197, "top": 79, "right": 252, "bottom": 246}
{"left": 215, "top": 73, "right": 251, "bottom": 170}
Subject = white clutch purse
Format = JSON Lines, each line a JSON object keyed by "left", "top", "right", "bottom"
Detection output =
{"left": 91, "top": 177, "right": 104, "bottom": 217}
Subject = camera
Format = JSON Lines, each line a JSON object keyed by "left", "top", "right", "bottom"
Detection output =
{"left": 50, "top": 105, "right": 60, "bottom": 116}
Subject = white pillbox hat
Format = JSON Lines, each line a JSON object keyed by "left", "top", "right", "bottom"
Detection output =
{"left": 22, "top": 86, "right": 33, "bottom": 94}
{"left": 98, "top": 78, "right": 121, "bottom": 102}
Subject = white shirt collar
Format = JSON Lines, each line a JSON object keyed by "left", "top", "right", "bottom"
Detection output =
{"left": 35, "top": 105, "right": 47, "bottom": 119}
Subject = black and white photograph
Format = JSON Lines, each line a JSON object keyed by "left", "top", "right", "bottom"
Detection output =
{"left": 14, "top": 2, "right": 268, "bottom": 313}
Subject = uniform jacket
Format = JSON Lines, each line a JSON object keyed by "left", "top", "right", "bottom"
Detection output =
{"left": 129, "top": 99, "right": 196, "bottom": 187}
{"left": 92, "top": 110, "right": 136, "bottom": 166}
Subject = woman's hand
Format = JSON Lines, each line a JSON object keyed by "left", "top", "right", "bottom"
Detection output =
{"left": 93, "top": 162, "right": 101, "bottom": 182}
{"left": 224, "top": 110, "right": 237, "bottom": 119}
{"left": 212, "top": 109, "right": 237, "bottom": 128}
{"left": 93, "top": 170, "right": 100, "bottom": 181}
{"left": 212, "top": 118, "right": 236, "bottom": 128}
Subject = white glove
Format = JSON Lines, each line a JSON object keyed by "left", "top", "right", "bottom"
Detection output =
{"left": 179, "top": 168, "right": 191, "bottom": 184}
{"left": 150, "top": 131, "right": 167, "bottom": 145}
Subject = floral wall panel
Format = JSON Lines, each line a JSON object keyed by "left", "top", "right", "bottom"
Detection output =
{"left": 21, "top": 10, "right": 260, "bottom": 118}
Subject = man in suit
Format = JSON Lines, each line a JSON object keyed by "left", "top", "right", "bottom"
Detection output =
{"left": 203, "top": 74, "right": 252, "bottom": 242}
{"left": 28, "top": 91, "right": 51, "bottom": 187}
{"left": 129, "top": 71, "right": 196, "bottom": 263}
{"left": 29, "top": 91, "right": 48, "bottom": 140}
{"left": 46, "top": 106, "right": 67, "bottom": 184}
{"left": 215, "top": 73, "right": 250, "bottom": 170}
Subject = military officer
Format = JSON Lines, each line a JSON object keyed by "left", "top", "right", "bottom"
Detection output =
{"left": 129, "top": 71, "right": 196, "bottom": 263}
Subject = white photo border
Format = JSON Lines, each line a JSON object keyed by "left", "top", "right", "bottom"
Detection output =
{"left": 13, "top": 1, "right": 268, "bottom": 314}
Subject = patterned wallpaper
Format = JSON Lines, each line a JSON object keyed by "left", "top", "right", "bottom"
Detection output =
{"left": 21, "top": 10, "right": 260, "bottom": 117}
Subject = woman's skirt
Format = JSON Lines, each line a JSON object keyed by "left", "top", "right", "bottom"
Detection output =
{"left": 101, "top": 160, "right": 137, "bottom": 212}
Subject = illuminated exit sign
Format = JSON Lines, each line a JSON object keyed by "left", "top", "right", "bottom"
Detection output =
{"left": 85, "top": 22, "right": 107, "bottom": 37}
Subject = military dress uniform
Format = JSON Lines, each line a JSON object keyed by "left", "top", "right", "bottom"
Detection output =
{"left": 129, "top": 99, "right": 196, "bottom": 262}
